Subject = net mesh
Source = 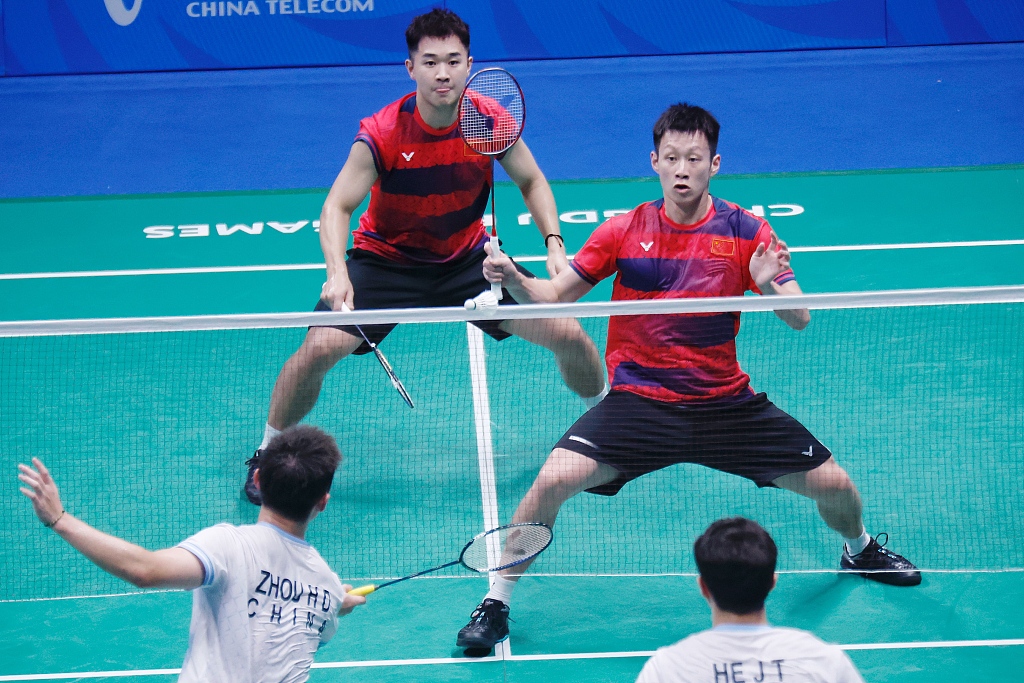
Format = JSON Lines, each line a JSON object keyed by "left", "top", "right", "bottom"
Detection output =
{"left": 2, "top": 288, "right": 1022, "bottom": 601}
{"left": 459, "top": 69, "right": 525, "bottom": 156}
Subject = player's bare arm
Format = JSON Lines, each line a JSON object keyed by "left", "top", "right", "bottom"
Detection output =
{"left": 319, "top": 142, "right": 379, "bottom": 311}
{"left": 483, "top": 240, "right": 592, "bottom": 303}
{"left": 749, "top": 232, "right": 810, "bottom": 330}
{"left": 18, "top": 458, "right": 206, "bottom": 590}
{"left": 499, "top": 139, "right": 568, "bottom": 277}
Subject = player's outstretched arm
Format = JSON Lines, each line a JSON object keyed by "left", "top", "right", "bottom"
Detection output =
{"left": 749, "top": 232, "right": 811, "bottom": 330}
{"left": 18, "top": 458, "right": 205, "bottom": 590}
{"left": 483, "top": 240, "right": 591, "bottom": 303}
{"left": 319, "top": 142, "right": 379, "bottom": 311}
{"left": 499, "top": 140, "right": 568, "bottom": 277}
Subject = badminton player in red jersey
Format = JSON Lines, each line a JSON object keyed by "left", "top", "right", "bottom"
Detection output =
{"left": 458, "top": 103, "right": 920, "bottom": 652}
{"left": 245, "top": 9, "right": 605, "bottom": 503}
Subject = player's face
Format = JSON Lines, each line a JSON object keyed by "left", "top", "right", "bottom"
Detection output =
{"left": 650, "top": 130, "right": 721, "bottom": 209}
{"left": 405, "top": 35, "right": 472, "bottom": 111}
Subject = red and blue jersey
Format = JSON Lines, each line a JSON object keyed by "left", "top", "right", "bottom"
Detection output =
{"left": 352, "top": 93, "right": 493, "bottom": 264}
{"left": 570, "top": 198, "right": 796, "bottom": 403}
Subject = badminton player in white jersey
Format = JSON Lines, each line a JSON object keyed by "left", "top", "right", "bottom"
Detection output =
{"left": 18, "top": 425, "right": 364, "bottom": 683}
{"left": 636, "top": 518, "right": 863, "bottom": 683}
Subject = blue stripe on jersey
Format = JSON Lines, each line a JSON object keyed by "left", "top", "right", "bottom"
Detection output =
{"left": 407, "top": 184, "right": 490, "bottom": 242}
{"left": 570, "top": 261, "right": 600, "bottom": 285}
{"left": 647, "top": 312, "right": 738, "bottom": 349}
{"left": 617, "top": 257, "right": 732, "bottom": 293}
{"left": 380, "top": 162, "right": 488, "bottom": 198}
{"left": 400, "top": 96, "right": 416, "bottom": 115}
{"left": 710, "top": 198, "right": 762, "bottom": 240}
{"left": 612, "top": 362, "right": 724, "bottom": 396}
{"left": 354, "top": 135, "right": 383, "bottom": 175}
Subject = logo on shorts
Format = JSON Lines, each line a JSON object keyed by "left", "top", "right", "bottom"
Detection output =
{"left": 568, "top": 435, "right": 598, "bottom": 450}
{"left": 104, "top": 0, "right": 143, "bottom": 25}
{"left": 401, "top": 152, "right": 415, "bottom": 161}
{"left": 711, "top": 238, "right": 735, "bottom": 257}
{"left": 802, "top": 446, "right": 814, "bottom": 457}
{"left": 640, "top": 241, "right": 653, "bottom": 252}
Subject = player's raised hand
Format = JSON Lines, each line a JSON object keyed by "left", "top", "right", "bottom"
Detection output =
{"left": 18, "top": 458, "right": 65, "bottom": 528}
{"left": 483, "top": 240, "right": 518, "bottom": 287}
{"left": 321, "top": 273, "right": 355, "bottom": 312}
{"left": 749, "top": 231, "right": 792, "bottom": 290}
{"left": 340, "top": 584, "right": 367, "bottom": 616}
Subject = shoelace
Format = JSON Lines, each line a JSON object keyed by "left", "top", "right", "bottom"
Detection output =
{"left": 865, "top": 533, "right": 911, "bottom": 566}
{"left": 470, "top": 601, "right": 510, "bottom": 624}
{"left": 245, "top": 451, "right": 262, "bottom": 467}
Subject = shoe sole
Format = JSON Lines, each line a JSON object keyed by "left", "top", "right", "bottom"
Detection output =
{"left": 456, "top": 632, "right": 509, "bottom": 649}
{"left": 839, "top": 566, "right": 922, "bottom": 587}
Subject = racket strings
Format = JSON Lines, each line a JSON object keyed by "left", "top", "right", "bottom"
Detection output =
{"left": 461, "top": 523, "right": 552, "bottom": 572}
{"left": 460, "top": 71, "right": 524, "bottom": 155}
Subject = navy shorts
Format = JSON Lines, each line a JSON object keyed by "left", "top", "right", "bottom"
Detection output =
{"left": 314, "top": 247, "right": 535, "bottom": 355}
{"left": 554, "top": 390, "right": 832, "bottom": 496}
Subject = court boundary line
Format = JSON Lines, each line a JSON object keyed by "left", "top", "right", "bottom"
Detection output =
{"left": 3, "top": 238, "right": 1024, "bottom": 281}
{"left": 465, "top": 324, "right": 511, "bottom": 657}
{"left": 4, "top": 640, "right": 1024, "bottom": 681}
{"left": 4, "top": 568, "right": 1022, "bottom": 604}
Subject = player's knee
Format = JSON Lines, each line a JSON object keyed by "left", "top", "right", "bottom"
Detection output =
{"left": 810, "top": 462, "right": 858, "bottom": 499}
{"left": 298, "top": 331, "right": 356, "bottom": 369}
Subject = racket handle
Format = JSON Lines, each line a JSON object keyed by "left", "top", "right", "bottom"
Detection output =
{"left": 349, "top": 584, "right": 376, "bottom": 597}
{"left": 489, "top": 233, "right": 503, "bottom": 301}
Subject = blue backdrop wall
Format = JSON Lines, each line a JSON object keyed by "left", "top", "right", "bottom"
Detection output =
{"left": 3, "top": 0, "right": 1023, "bottom": 76}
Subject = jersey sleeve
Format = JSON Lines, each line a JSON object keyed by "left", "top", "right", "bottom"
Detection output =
{"left": 746, "top": 221, "right": 796, "bottom": 294}
{"left": 634, "top": 652, "right": 666, "bottom": 683}
{"left": 177, "top": 524, "right": 239, "bottom": 589}
{"left": 570, "top": 216, "right": 625, "bottom": 286}
{"left": 316, "top": 573, "right": 345, "bottom": 646}
{"left": 833, "top": 647, "right": 866, "bottom": 683}
{"left": 354, "top": 111, "right": 389, "bottom": 176}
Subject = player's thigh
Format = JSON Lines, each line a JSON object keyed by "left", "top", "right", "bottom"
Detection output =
{"left": 774, "top": 457, "right": 857, "bottom": 499}
{"left": 532, "top": 447, "right": 618, "bottom": 498}
{"left": 500, "top": 316, "right": 592, "bottom": 351}
{"left": 296, "top": 326, "right": 364, "bottom": 367}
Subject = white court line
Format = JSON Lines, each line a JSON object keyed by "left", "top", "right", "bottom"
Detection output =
{"left": 4, "top": 640, "right": 1024, "bottom": 681}
{"left": 2, "top": 239, "right": 1023, "bottom": 280}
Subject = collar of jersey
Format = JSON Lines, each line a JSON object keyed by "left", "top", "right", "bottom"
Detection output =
{"left": 412, "top": 97, "right": 460, "bottom": 136}
{"left": 711, "top": 623, "right": 772, "bottom": 632}
{"left": 658, "top": 197, "right": 717, "bottom": 232}
{"left": 258, "top": 521, "right": 310, "bottom": 546}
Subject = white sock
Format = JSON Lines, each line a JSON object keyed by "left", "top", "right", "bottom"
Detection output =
{"left": 582, "top": 384, "right": 610, "bottom": 410}
{"left": 259, "top": 424, "right": 282, "bottom": 451}
{"left": 844, "top": 529, "right": 871, "bottom": 556}
{"left": 484, "top": 575, "right": 517, "bottom": 606}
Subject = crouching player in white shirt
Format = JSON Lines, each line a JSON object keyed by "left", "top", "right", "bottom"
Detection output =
{"left": 18, "top": 425, "right": 365, "bottom": 683}
{"left": 637, "top": 518, "right": 863, "bottom": 683}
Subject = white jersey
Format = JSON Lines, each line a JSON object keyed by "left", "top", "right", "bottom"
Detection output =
{"left": 636, "top": 624, "right": 864, "bottom": 683}
{"left": 177, "top": 522, "right": 344, "bottom": 683}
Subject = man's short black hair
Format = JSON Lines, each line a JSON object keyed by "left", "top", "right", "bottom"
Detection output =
{"left": 258, "top": 425, "right": 341, "bottom": 523}
{"left": 694, "top": 517, "right": 777, "bottom": 615}
{"left": 653, "top": 103, "right": 720, "bottom": 156}
{"left": 406, "top": 8, "right": 470, "bottom": 55}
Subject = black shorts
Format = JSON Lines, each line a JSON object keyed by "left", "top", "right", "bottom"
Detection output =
{"left": 314, "top": 247, "right": 535, "bottom": 355}
{"left": 554, "top": 390, "right": 832, "bottom": 496}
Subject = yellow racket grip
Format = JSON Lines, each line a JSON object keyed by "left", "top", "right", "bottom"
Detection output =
{"left": 349, "top": 584, "right": 377, "bottom": 597}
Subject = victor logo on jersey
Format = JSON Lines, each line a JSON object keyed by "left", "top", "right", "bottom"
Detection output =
{"left": 401, "top": 152, "right": 415, "bottom": 161}
{"left": 640, "top": 241, "right": 654, "bottom": 252}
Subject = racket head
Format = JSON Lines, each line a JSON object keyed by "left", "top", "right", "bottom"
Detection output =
{"left": 370, "top": 344, "right": 415, "bottom": 409}
{"left": 458, "top": 68, "right": 526, "bottom": 157}
{"left": 458, "top": 522, "right": 552, "bottom": 573}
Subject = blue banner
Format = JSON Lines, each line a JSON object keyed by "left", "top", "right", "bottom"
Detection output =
{"left": 3, "top": 0, "right": 887, "bottom": 76}
{"left": 887, "top": 0, "right": 1024, "bottom": 46}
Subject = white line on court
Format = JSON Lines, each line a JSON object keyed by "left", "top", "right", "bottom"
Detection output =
{"left": 3, "top": 640, "right": 1024, "bottom": 681}
{"left": 3, "top": 239, "right": 1023, "bottom": 280}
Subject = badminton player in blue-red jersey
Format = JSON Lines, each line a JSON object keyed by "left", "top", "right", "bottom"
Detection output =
{"left": 245, "top": 9, "right": 605, "bottom": 502}
{"left": 457, "top": 103, "right": 920, "bottom": 651}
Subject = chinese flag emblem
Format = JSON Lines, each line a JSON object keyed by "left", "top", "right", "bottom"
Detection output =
{"left": 711, "top": 239, "right": 735, "bottom": 256}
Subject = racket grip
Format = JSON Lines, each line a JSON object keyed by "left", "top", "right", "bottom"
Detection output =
{"left": 489, "top": 233, "right": 503, "bottom": 301}
{"left": 349, "top": 584, "right": 376, "bottom": 597}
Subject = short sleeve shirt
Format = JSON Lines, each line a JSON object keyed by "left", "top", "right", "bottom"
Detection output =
{"left": 352, "top": 93, "right": 494, "bottom": 264}
{"left": 635, "top": 625, "right": 864, "bottom": 683}
{"left": 570, "top": 198, "right": 794, "bottom": 403}
{"left": 177, "top": 522, "right": 344, "bottom": 683}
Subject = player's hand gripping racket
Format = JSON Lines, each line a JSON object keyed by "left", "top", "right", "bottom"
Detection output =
{"left": 349, "top": 522, "right": 551, "bottom": 597}
{"left": 458, "top": 67, "right": 526, "bottom": 303}
{"left": 341, "top": 303, "right": 414, "bottom": 409}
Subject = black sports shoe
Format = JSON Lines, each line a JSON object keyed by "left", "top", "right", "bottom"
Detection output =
{"left": 841, "top": 533, "right": 921, "bottom": 586}
{"left": 456, "top": 599, "right": 510, "bottom": 649}
{"left": 243, "top": 450, "right": 263, "bottom": 505}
